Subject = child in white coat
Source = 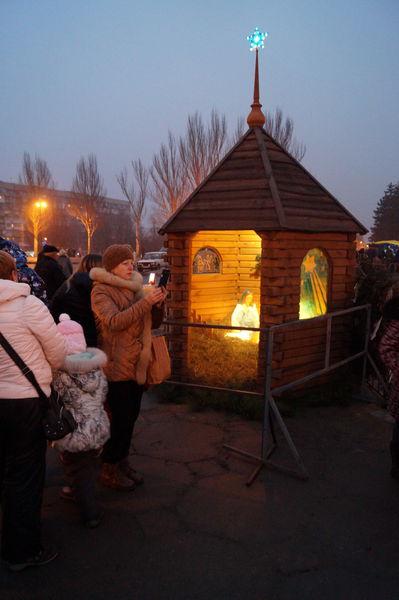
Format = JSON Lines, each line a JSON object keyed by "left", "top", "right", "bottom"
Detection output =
{"left": 52, "top": 313, "right": 109, "bottom": 528}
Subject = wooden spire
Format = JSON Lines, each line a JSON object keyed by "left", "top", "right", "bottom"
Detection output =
{"left": 247, "top": 48, "right": 265, "bottom": 127}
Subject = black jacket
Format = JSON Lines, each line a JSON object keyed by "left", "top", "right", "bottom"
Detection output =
{"left": 35, "top": 254, "right": 66, "bottom": 300}
{"left": 50, "top": 272, "right": 98, "bottom": 346}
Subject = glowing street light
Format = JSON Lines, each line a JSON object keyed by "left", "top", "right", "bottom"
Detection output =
{"left": 35, "top": 200, "right": 47, "bottom": 209}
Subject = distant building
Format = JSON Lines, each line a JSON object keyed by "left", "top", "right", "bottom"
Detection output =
{"left": 0, "top": 180, "right": 133, "bottom": 252}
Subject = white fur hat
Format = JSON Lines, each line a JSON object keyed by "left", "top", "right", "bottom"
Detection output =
{"left": 57, "top": 313, "right": 87, "bottom": 355}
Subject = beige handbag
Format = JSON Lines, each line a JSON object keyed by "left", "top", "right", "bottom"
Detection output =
{"left": 146, "top": 336, "right": 171, "bottom": 386}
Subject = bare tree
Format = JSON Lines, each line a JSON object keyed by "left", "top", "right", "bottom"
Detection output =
{"left": 150, "top": 132, "right": 187, "bottom": 223}
{"left": 206, "top": 109, "right": 227, "bottom": 169}
{"left": 179, "top": 110, "right": 227, "bottom": 188}
{"left": 25, "top": 200, "right": 50, "bottom": 256}
{"left": 151, "top": 111, "right": 229, "bottom": 224}
{"left": 69, "top": 154, "right": 106, "bottom": 253}
{"left": 265, "top": 107, "right": 306, "bottom": 161}
{"left": 117, "top": 159, "right": 149, "bottom": 256}
{"left": 230, "top": 116, "right": 246, "bottom": 145}
{"left": 19, "top": 152, "right": 54, "bottom": 255}
{"left": 19, "top": 151, "right": 55, "bottom": 189}
{"left": 178, "top": 112, "right": 207, "bottom": 189}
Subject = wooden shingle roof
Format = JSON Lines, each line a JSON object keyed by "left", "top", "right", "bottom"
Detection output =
{"left": 159, "top": 127, "right": 367, "bottom": 235}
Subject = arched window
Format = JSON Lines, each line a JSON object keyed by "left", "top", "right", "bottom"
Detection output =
{"left": 192, "top": 247, "right": 221, "bottom": 274}
{"left": 299, "top": 248, "right": 329, "bottom": 319}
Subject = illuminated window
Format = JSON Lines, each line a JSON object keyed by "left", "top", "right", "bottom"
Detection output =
{"left": 192, "top": 247, "right": 221, "bottom": 274}
{"left": 299, "top": 248, "right": 328, "bottom": 319}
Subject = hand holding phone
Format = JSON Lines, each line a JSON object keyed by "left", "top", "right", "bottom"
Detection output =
{"left": 158, "top": 268, "right": 170, "bottom": 288}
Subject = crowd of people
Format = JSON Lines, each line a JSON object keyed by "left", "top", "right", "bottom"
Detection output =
{"left": 357, "top": 244, "right": 399, "bottom": 272}
{"left": 0, "top": 240, "right": 166, "bottom": 572}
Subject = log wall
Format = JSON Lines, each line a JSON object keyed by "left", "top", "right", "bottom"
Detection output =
{"left": 259, "top": 231, "right": 356, "bottom": 325}
{"left": 164, "top": 233, "right": 191, "bottom": 377}
{"left": 258, "top": 231, "right": 357, "bottom": 389}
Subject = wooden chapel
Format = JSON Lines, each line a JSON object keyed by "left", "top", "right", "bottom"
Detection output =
{"left": 159, "top": 38, "right": 367, "bottom": 392}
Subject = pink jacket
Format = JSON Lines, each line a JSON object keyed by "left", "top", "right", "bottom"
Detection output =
{"left": 0, "top": 280, "right": 66, "bottom": 399}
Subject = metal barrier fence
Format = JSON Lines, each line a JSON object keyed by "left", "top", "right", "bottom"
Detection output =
{"left": 163, "top": 303, "right": 371, "bottom": 484}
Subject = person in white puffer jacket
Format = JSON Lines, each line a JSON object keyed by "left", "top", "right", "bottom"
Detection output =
{"left": 0, "top": 250, "right": 66, "bottom": 572}
{"left": 52, "top": 314, "right": 109, "bottom": 528}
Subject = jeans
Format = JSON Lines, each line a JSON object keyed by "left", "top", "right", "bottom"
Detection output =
{"left": 0, "top": 397, "right": 46, "bottom": 563}
{"left": 102, "top": 380, "right": 143, "bottom": 464}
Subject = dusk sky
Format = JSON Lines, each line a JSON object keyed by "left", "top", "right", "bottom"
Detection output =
{"left": 1, "top": 0, "right": 398, "bottom": 237}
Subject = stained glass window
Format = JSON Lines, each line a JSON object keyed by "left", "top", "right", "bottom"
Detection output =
{"left": 299, "top": 248, "right": 328, "bottom": 319}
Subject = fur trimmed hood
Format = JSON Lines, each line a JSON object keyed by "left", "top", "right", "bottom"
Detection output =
{"left": 61, "top": 347, "right": 107, "bottom": 374}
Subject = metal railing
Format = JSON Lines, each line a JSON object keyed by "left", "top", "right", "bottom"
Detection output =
{"left": 163, "top": 303, "right": 371, "bottom": 482}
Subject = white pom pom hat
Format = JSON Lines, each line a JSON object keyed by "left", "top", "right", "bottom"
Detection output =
{"left": 56, "top": 313, "right": 87, "bottom": 355}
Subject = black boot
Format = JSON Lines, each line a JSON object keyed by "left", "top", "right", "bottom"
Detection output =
{"left": 390, "top": 442, "right": 399, "bottom": 480}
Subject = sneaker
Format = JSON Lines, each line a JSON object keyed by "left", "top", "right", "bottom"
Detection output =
{"left": 6, "top": 546, "right": 58, "bottom": 572}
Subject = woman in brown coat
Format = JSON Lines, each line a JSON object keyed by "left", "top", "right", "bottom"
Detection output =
{"left": 91, "top": 245, "right": 167, "bottom": 490}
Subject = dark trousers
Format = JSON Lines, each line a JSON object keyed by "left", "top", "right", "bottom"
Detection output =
{"left": 102, "top": 380, "right": 143, "bottom": 464}
{"left": 0, "top": 397, "right": 46, "bottom": 563}
{"left": 61, "top": 450, "right": 102, "bottom": 522}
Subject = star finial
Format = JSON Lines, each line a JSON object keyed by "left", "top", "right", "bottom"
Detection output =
{"left": 247, "top": 27, "right": 268, "bottom": 51}
{"left": 246, "top": 27, "right": 267, "bottom": 127}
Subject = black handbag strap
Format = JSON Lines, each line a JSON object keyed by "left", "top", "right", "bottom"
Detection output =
{"left": 0, "top": 331, "right": 47, "bottom": 402}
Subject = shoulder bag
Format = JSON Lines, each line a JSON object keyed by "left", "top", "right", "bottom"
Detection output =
{"left": 0, "top": 332, "right": 77, "bottom": 440}
{"left": 146, "top": 335, "right": 171, "bottom": 386}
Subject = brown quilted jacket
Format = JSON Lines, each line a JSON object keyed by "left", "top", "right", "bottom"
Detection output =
{"left": 90, "top": 268, "right": 157, "bottom": 384}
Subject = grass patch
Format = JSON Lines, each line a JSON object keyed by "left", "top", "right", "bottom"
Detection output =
{"left": 186, "top": 327, "right": 260, "bottom": 393}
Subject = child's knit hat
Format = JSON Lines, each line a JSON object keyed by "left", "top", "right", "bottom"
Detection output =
{"left": 57, "top": 313, "right": 87, "bottom": 355}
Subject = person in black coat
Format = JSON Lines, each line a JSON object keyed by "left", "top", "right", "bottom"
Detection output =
{"left": 50, "top": 254, "right": 102, "bottom": 346}
{"left": 35, "top": 245, "right": 66, "bottom": 301}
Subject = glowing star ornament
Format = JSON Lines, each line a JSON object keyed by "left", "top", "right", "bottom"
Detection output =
{"left": 247, "top": 27, "right": 268, "bottom": 51}
{"left": 303, "top": 255, "right": 317, "bottom": 273}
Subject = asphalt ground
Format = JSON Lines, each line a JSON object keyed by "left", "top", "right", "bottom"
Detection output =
{"left": 1, "top": 392, "right": 399, "bottom": 600}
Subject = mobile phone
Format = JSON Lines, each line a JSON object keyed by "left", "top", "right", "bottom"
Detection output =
{"left": 158, "top": 268, "right": 170, "bottom": 288}
{"left": 148, "top": 272, "right": 156, "bottom": 285}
